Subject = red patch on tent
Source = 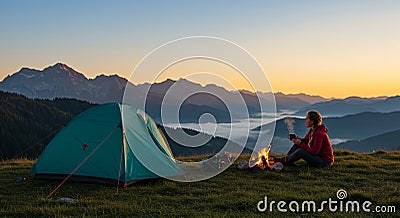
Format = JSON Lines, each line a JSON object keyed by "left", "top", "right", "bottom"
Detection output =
{"left": 82, "top": 144, "right": 88, "bottom": 150}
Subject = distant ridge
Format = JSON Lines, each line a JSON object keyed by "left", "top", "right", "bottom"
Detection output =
{"left": 335, "top": 129, "right": 400, "bottom": 153}
{"left": 296, "top": 95, "right": 400, "bottom": 116}
{"left": 0, "top": 90, "right": 94, "bottom": 159}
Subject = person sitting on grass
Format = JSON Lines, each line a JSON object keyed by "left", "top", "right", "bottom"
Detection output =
{"left": 275, "top": 110, "right": 334, "bottom": 168}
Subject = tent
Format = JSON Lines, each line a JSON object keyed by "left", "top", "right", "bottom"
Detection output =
{"left": 30, "top": 103, "right": 183, "bottom": 186}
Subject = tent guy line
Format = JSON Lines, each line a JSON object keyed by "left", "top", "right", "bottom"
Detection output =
{"left": 47, "top": 126, "right": 119, "bottom": 198}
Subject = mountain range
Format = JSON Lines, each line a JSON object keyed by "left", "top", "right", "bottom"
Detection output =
{"left": 0, "top": 63, "right": 128, "bottom": 103}
{"left": 0, "top": 63, "right": 332, "bottom": 123}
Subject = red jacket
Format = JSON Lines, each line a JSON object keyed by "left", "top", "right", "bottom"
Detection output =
{"left": 299, "top": 124, "right": 334, "bottom": 163}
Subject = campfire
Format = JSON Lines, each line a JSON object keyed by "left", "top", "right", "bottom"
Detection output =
{"left": 237, "top": 144, "right": 283, "bottom": 172}
{"left": 250, "top": 145, "right": 274, "bottom": 170}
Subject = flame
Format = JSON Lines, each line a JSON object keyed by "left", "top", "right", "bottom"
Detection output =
{"left": 253, "top": 145, "right": 273, "bottom": 169}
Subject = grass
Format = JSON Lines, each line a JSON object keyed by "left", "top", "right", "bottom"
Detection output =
{"left": 1, "top": 150, "right": 399, "bottom": 217}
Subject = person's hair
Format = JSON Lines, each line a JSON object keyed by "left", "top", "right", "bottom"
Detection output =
{"left": 307, "top": 110, "right": 322, "bottom": 146}
{"left": 307, "top": 110, "right": 322, "bottom": 129}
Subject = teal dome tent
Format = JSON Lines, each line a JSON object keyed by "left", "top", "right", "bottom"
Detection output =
{"left": 30, "top": 103, "right": 183, "bottom": 186}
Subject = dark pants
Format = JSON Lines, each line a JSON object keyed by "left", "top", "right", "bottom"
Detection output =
{"left": 284, "top": 145, "right": 331, "bottom": 168}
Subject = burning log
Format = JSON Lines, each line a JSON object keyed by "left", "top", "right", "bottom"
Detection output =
{"left": 261, "top": 155, "right": 268, "bottom": 168}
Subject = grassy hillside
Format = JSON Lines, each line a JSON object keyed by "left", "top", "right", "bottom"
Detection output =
{"left": 1, "top": 150, "right": 399, "bottom": 217}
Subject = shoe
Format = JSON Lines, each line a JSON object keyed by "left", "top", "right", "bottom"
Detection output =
{"left": 273, "top": 157, "right": 296, "bottom": 167}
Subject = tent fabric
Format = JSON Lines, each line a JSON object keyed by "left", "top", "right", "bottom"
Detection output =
{"left": 30, "top": 103, "right": 183, "bottom": 184}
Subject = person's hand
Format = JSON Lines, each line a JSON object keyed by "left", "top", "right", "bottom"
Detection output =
{"left": 292, "top": 138, "right": 301, "bottom": 145}
{"left": 289, "top": 134, "right": 297, "bottom": 140}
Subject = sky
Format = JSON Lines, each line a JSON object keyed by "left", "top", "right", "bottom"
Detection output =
{"left": 0, "top": 0, "right": 399, "bottom": 98}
